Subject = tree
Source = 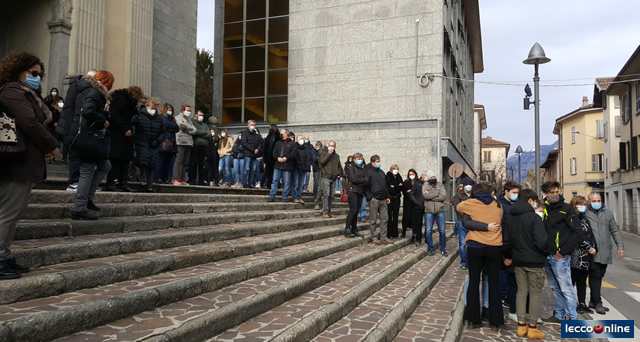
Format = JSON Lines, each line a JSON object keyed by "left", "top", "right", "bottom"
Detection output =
{"left": 195, "top": 49, "right": 214, "bottom": 117}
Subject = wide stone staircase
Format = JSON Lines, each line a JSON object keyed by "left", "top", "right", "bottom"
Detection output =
{"left": 0, "top": 183, "right": 466, "bottom": 342}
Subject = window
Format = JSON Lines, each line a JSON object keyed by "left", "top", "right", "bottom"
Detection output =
{"left": 592, "top": 154, "right": 604, "bottom": 172}
{"left": 615, "top": 116, "right": 621, "bottom": 137}
{"left": 596, "top": 120, "right": 604, "bottom": 138}
{"left": 604, "top": 121, "right": 608, "bottom": 142}
{"left": 483, "top": 151, "right": 491, "bottom": 163}
{"left": 571, "top": 126, "right": 576, "bottom": 144}
{"left": 572, "top": 191, "right": 578, "bottom": 198}
{"left": 614, "top": 96, "right": 620, "bottom": 109}
{"left": 481, "top": 171, "right": 495, "bottom": 183}
{"left": 620, "top": 142, "right": 627, "bottom": 170}
{"left": 570, "top": 157, "right": 577, "bottom": 175}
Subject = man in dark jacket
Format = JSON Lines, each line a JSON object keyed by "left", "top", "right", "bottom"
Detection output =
{"left": 292, "top": 136, "right": 311, "bottom": 203}
{"left": 503, "top": 189, "right": 548, "bottom": 339}
{"left": 314, "top": 141, "right": 328, "bottom": 210}
{"left": 452, "top": 176, "right": 474, "bottom": 269}
{"left": 540, "top": 181, "right": 582, "bottom": 323}
{"left": 268, "top": 129, "right": 295, "bottom": 202}
{"left": 319, "top": 140, "right": 342, "bottom": 218}
{"left": 497, "top": 181, "right": 521, "bottom": 318}
{"left": 310, "top": 141, "right": 321, "bottom": 198}
{"left": 241, "top": 120, "right": 262, "bottom": 188}
{"left": 365, "top": 155, "right": 391, "bottom": 244}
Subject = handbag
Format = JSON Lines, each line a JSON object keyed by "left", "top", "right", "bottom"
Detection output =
{"left": 160, "top": 137, "right": 176, "bottom": 153}
{"left": 71, "top": 111, "right": 111, "bottom": 161}
{"left": 340, "top": 188, "right": 349, "bottom": 203}
{"left": 0, "top": 109, "right": 26, "bottom": 158}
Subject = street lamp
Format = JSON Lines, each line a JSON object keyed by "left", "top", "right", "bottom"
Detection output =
{"left": 515, "top": 145, "right": 524, "bottom": 184}
{"left": 523, "top": 42, "right": 551, "bottom": 193}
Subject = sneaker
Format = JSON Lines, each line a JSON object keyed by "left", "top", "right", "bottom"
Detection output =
{"left": 595, "top": 303, "right": 607, "bottom": 315}
{"left": 589, "top": 301, "right": 609, "bottom": 312}
{"left": 66, "top": 183, "right": 78, "bottom": 191}
{"left": 0, "top": 261, "right": 21, "bottom": 280}
{"left": 95, "top": 187, "right": 102, "bottom": 192}
{"left": 507, "top": 313, "right": 518, "bottom": 323}
{"left": 427, "top": 250, "right": 434, "bottom": 256}
{"left": 87, "top": 200, "right": 101, "bottom": 211}
{"left": 502, "top": 299, "right": 510, "bottom": 309}
{"left": 172, "top": 180, "right": 182, "bottom": 185}
{"left": 255, "top": 183, "right": 261, "bottom": 189}
{"left": 322, "top": 213, "right": 331, "bottom": 219}
{"left": 373, "top": 239, "right": 381, "bottom": 245}
{"left": 460, "top": 265, "right": 467, "bottom": 270}
{"left": 71, "top": 211, "right": 98, "bottom": 220}
{"left": 181, "top": 181, "right": 189, "bottom": 186}
{"left": 299, "top": 199, "right": 305, "bottom": 204}
{"left": 6, "top": 259, "right": 30, "bottom": 273}
{"left": 293, "top": 199, "right": 301, "bottom": 203}
{"left": 314, "top": 205, "right": 321, "bottom": 210}
{"left": 328, "top": 213, "right": 336, "bottom": 218}
{"left": 382, "top": 239, "right": 394, "bottom": 245}
{"left": 267, "top": 197, "right": 275, "bottom": 202}
{"left": 441, "top": 250, "right": 448, "bottom": 257}
{"left": 542, "top": 315, "right": 562, "bottom": 325}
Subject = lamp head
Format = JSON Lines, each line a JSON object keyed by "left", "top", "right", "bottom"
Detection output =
{"left": 515, "top": 145, "right": 524, "bottom": 154}
{"left": 523, "top": 42, "right": 551, "bottom": 65}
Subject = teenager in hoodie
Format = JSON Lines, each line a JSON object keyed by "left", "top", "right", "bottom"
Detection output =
{"left": 502, "top": 189, "right": 548, "bottom": 339}
{"left": 497, "top": 181, "right": 521, "bottom": 320}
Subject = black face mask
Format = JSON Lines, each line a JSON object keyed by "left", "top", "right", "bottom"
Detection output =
{"left": 428, "top": 179, "right": 437, "bottom": 185}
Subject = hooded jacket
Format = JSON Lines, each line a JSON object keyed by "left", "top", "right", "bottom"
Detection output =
{"left": 584, "top": 205, "right": 624, "bottom": 264}
{"left": 503, "top": 199, "right": 549, "bottom": 267}
{"left": 543, "top": 195, "right": 583, "bottom": 256}
{"left": 56, "top": 74, "right": 82, "bottom": 137}
{"left": 69, "top": 75, "right": 110, "bottom": 136}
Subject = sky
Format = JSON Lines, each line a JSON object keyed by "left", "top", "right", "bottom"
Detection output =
{"left": 196, "top": 0, "right": 640, "bottom": 156}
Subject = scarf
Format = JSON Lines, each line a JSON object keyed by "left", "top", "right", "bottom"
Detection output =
{"left": 18, "top": 83, "right": 53, "bottom": 126}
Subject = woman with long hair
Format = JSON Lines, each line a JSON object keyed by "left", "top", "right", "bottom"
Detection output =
{"left": 231, "top": 132, "right": 245, "bottom": 187}
{"left": 386, "top": 164, "right": 403, "bottom": 239}
{"left": 217, "top": 128, "right": 234, "bottom": 187}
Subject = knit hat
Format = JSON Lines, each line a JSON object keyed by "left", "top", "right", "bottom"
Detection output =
{"left": 462, "top": 177, "right": 474, "bottom": 185}
{"left": 426, "top": 170, "right": 436, "bottom": 179}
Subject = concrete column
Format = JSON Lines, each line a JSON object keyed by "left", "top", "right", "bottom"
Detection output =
{"left": 68, "top": 0, "right": 106, "bottom": 75}
{"left": 125, "top": 0, "right": 153, "bottom": 92}
{"left": 47, "top": 0, "right": 73, "bottom": 93}
{"left": 213, "top": 0, "right": 225, "bottom": 123}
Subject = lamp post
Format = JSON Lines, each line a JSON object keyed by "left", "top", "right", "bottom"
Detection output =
{"left": 523, "top": 43, "right": 551, "bottom": 193}
{"left": 515, "top": 145, "right": 524, "bottom": 184}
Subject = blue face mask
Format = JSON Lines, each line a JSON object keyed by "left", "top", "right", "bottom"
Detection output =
{"left": 167, "top": 111, "right": 173, "bottom": 116}
{"left": 577, "top": 205, "right": 587, "bottom": 213}
{"left": 24, "top": 74, "right": 41, "bottom": 90}
{"left": 510, "top": 194, "right": 518, "bottom": 202}
{"left": 356, "top": 159, "right": 363, "bottom": 166}
{"left": 375, "top": 162, "right": 381, "bottom": 168}
{"left": 591, "top": 202, "right": 602, "bottom": 210}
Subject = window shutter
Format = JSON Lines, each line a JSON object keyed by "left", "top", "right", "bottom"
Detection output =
{"left": 620, "top": 142, "right": 627, "bottom": 169}
{"left": 592, "top": 154, "right": 596, "bottom": 171}
{"left": 615, "top": 116, "right": 621, "bottom": 137}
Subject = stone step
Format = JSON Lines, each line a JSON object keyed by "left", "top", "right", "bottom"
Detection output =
{"left": 394, "top": 256, "right": 467, "bottom": 342}
{"left": 3, "top": 231, "right": 383, "bottom": 342}
{"left": 15, "top": 206, "right": 350, "bottom": 241}
{"left": 2, "top": 218, "right": 360, "bottom": 305}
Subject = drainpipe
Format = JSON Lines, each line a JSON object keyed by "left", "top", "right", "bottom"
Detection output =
{"left": 437, "top": 118, "right": 442, "bottom": 180}
{"left": 627, "top": 83, "right": 633, "bottom": 168}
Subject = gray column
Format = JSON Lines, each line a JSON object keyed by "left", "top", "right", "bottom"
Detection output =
{"left": 213, "top": 0, "right": 225, "bottom": 124}
{"left": 47, "top": 0, "right": 73, "bottom": 94}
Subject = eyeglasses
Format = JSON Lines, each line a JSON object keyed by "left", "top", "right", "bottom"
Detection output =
{"left": 27, "top": 70, "right": 43, "bottom": 78}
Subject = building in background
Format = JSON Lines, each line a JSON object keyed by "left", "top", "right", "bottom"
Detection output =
{"left": 474, "top": 104, "right": 488, "bottom": 178}
{"left": 480, "top": 136, "right": 510, "bottom": 188}
{"left": 541, "top": 147, "right": 560, "bottom": 185}
{"left": 605, "top": 45, "right": 640, "bottom": 235}
{"left": 552, "top": 95, "right": 605, "bottom": 199}
{"left": 0, "top": 0, "right": 196, "bottom": 106}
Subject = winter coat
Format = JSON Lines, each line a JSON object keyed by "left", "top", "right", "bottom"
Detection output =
{"left": 306, "top": 143, "right": 318, "bottom": 171}
{"left": 319, "top": 149, "right": 342, "bottom": 180}
{"left": 232, "top": 142, "right": 244, "bottom": 159}
{"left": 404, "top": 179, "right": 425, "bottom": 210}
{"left": 503, "top": 199, "right": 549, "bottom": 268}
{"left": 451, "top": 190, "right": 470, "bottom": 216}
{"left": 346, "top": 164, "right": 368, "bottom": 195}
{"left": 422, "top": 181, "right": 446, "bottom": 213}
{"left": 191, "top": 119, "right": 211, "bottom": 148}
{"left": 262, "top": 133, "right": 279, "bottom": 166}
{"left": 240, "top": 128, "right": 263, "bottom": 157}
{"left": 131, "top": 107, "right": 165, "bottom": 168}
{"left": 175, "top": 114, "right": 196, "bottom": 146}
{"left": 585, "top": 206, "right": 624, "bottom": 265}
{"left": 365, "top": 165, "right": 389, "bottom": 200}
{"left": 458, "top": 197, "right": 503, "bottom": 247}
{"left": 107, "top": 89, "right": 137, "bottom": 161}
{"left": 386, "top": 172, "right": 403, "bottom": 198}
{"left": 343, "top": 161, "right": 354, "bottom": 183}
{"left": 293, "top": 143, "right": 311, "bottom": 172}
{"left": 571, "top": 213, "right": 598, "bottom": 270}
{"left": 543, "top": 196, "right": 583, "bottom": 257}
{"left": 69, "top": 76, "right": 110, "bottom": 161}
{"left": 272, "top": 138, "right": 296, "bottom": 171}
{"left": 160, "top": 116, "right": 179, "bottom": 154}
{"left": 0, "top": 82, "right": 58, "bottom": 181}
{"left": 218, "top": 136, "right": 234, "bottom": 157}
{"left": 497, "top": 194, "right": 514, "bottom": 228}
{"left": 56, "top": 74, "right": 82, "bottom": 137}
{"left": 46, "top": 107, "right": 60, "bottom": 137}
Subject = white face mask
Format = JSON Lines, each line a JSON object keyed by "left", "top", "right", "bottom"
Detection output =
{"left": 147, "top": 109, "right": 156, "bottom": 115}
{"left": 211, "top": 132, "right": 216, "bottom": 136}
{"left": 536, "top": 212, "right": 544, "bottom": 218}
{"left": 184, "top": 111, "right": 192, "bottom": 117}
{"left": 221, "top": 132, "right": 226, "bottom": 137}
{"left": 197, "top": 116, "right": 204, "bottom": 122}
{"left": 51, "top": 91, "right": 57, "bottom": 96}
{"left": 58, "top": 102, "right": 64, "bottom": 109}
{"left": 392, "top": 169, "right": 399, "bottom": 175}
{"left": 464, "top": 185, "right": 472, "bottom": 192}
{"left": 298, "top": 140, "right": 304, "bottom": 146}
{"left": 409, "top": 175, "right": 416, "bottom": 180}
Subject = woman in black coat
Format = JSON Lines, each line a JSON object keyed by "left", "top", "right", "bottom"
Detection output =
{"left": 345, "top": 153, "right": 368, "bottom": 238}
{"left": 569, "top": 195, "right": 598, "bottom": 314}
{"left": 401, "top": 169, "right": 418, "bottom": 241}
{"left": 156, "top": 103, "right": 179, "bottom": 184}
{"left": 386, "top": 164, "right": 403, "bottom": 238}
{"left": 131, "top": 97, "right": 165, "bottom": 191}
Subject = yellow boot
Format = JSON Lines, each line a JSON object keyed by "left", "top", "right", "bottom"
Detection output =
{"left": 516, "top": 323, "right": 528, "bottom": 337}
{"left": 527, "top": 326, "right": 546, "bottom": 339}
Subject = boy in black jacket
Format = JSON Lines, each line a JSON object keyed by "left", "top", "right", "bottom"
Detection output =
{"left": 540, "top": 181, "right": 582, "bottom": 324}
{"left": 503, "top": 189, "right": 548, "bottom": 339}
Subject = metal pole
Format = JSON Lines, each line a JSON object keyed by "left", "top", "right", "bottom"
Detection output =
{"left": 452, "top": 168, "right": 457, "bottom": 222}
{"left": 518, "top": 154, "right": 522, "bottom": 184}
{"left": 534, "top": 64, "right": 541, "bottom": 193}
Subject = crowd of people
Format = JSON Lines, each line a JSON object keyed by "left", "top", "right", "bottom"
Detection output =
{"left": 0, "top": 52, "right": 628, "bottom": 340}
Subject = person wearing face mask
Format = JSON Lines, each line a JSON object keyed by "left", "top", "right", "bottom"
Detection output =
{"left": 345, "top": 153, "right": 368, "bottom": 237}
{"left": 105, "top": 85, "right": 144, "bottom": 191}
{"left": 217, "top": 129, "right": 234, "bottom": 187}
{"left": 385, "top": 164, "right": 403, "bottom": 239}
{"left": 452, "top": 176, "right": 475, "bottom": 270}
{"left": 0, "top": 52, "right": 60, "bottom": 279}
{"left": 422, "top": 170, "right": 448, "bottom": 256}
{"left": 309, "top": 141, "right": 321, "bottom": 199}
{"left": 44, "top": 87, "right": 61, "bottom": 111}
{"left": 155, "top": 103, "right": 179, "bottom": 184}
{"left": 261, "top": 124, "right": 280, "bottom": 189}
{"left": 502, "top": 189, "right": 548, "bottom": 339}
{"left": 539, "top": 181, "right": 582, "bottom": 324}
{"left": 318, "top": 140, "right": 343, "bottom": 217}
{"left": 232, "top": 132, "right": 245, "bottom": 187}
{"left": 268, "top": 129, "right": 296, "bottom": 201}
{"left": 313, "top": 142, "right": 329, "bottom": 210}
{"left": 568, "top": 195, "right": 598, "bottom": 315}
{"left": 364, "top": 155, "right": 392, "bottom": 244}
{"left": 130, "top": 97, "right": 164, "bottom": 191}
{"left": 584, "top": 192, "right": 624, "bottom": 315}
{"left": 496, "top": 181, "right": 521, "bottom": 318}
{"left": 172, "top": 105, "right": 196, "bottom": 185}
{"left": 401, "top": 169, "right": 421, "bottom": 243}
{"left": 187, "top": 110, "right": 211, "bottom": 186}
{"left": 292, "top": 136, "right": 311, "bottom": 203}
{"left": 241, "top": 120, "right": 263, "bottom": 188}
{"left": 44, "top": 89, "right": 62, "bottom": 164}
{"left": 302, "top": 136, "right": 313, "bottom": 192}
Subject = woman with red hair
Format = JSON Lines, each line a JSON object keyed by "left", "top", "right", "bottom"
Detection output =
{"left": 70, "top": 70, "right": 114, "bottom": 220}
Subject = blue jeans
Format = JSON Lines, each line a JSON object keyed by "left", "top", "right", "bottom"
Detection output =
{"left": 464, "top": 273, "right": 489, "bottom": 308}
{"left": 243, "top": 157, "right": 259, "bottom": 186}
{"left": 336, "top": 178, "right": 341, "bottom": 192}
{"left": 233, "top": 158, "right": 245, "bottom": 184}
{"left": 425, "top": 211, "right": 446, "bottom": 252}
{"left": 545, "top": 255, "right": 578, "bottom": 320}
{"left": 359, "top": 197, "right": 367, "bottom": 221}
{"left": 292, "top": 169, "right": 307, "bottom": 200}
{"left": 218, "top": 155, "right": 232, "bottom": 184}
{"left": 457, "top": 221, "right": 467, "bottom": 268}
{"left": 270, "top": 168, "right": 291, "bottom": 199}
{"left": 304, "top": 171, "right": 310, "bottom": 189}
{"left": 312, "top": 171, "right": 320, "bottom": 197}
